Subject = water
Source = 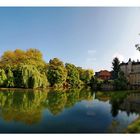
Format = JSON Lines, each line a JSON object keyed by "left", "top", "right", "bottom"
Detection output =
{"left": 0, "top": 88, "right": 139, "bottom": 133}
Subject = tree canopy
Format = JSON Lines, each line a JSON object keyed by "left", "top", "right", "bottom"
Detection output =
{"left": 0, "top": 48, "right": 94, "bottom": 89}
{"left": 112, "top": 57, "right": 120, "bottom": 80}
{"left": 47, "top": 58, "right": 67, "bottom": 88}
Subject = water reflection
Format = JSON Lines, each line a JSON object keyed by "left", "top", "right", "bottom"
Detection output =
{"left": 47, "top": 90, "right": 67, "bottom": 115}
{"left": 0, "top": 88, "right": 94, "bottom": 125}
{"left": 0, "top": 88, "right": 140, "bottom": 133}
{"left": 0, "top": 89, "right": 48, "bottom": 124}
{"left": 96, "top": 91, "right": 140, "bottom": 117}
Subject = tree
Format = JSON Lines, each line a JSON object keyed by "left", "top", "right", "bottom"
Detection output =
{"left": 21, "top": 65, "right": 48, "bottom": 88}
{"left": 90, "top": 76, "right": 104, "bottom": 90}
{"left": 65, "top": 63, "right": 80, "bottom": 87}
{"left": 114, "top": 71, "right": 128, "bottom": 90}
{"left": 0, "top": 69, "right": 7, "bottom": 87}
{"left": 77, "top": 67, "right": 94, "bottom": 85}
{"left": 47, "top": 58, "right": 67, "bottom": 87}
{"left": 6, "top": 68, "right": 14, "bottom": 87}
{"left": 0, "top": 48, "right": 46, "bottom": 71}
{"left": 135, "top": 44, "right": 140, "bottom": 51}
{"left": 112, "top": 57, "right": 120, "bottom": 79}
{"left": 83, "top": 69, "right": 94, "bottom": 84}
{"left": 0, "top": 48, "right": 94, "bottom": 89}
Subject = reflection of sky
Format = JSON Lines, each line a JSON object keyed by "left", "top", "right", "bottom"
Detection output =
{"left": 40, "top": 100, "right": 138, "bottom": 133}
{"left": 112, "top": 111, "right": 139, "bottom": 133}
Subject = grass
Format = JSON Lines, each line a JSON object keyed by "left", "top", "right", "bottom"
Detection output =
{"left": 126, "top": 117, "right": 140, "bottom": 133}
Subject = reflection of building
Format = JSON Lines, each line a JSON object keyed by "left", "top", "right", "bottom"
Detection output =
{"left": 119, "top": 93, "right": 140, "bottom": 114}
{"left": 120, "top": 59, "right": 140, "bottom": 85}
{"left": 95, "top": 70, "right": 111, "bottom": 80}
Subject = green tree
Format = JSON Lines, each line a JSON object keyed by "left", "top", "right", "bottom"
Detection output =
{"left": 77, "top": 67, "right": 94, "bottom": 85}
{"left": 21, "top": 65, "right": 48, "bottom": 88}
{"left": 114, "top": 71, "right": 128, "bottom": 90}
{"left": 65, "top": 63, "right": 80, "bottom": 88}
{"left": 90, "top": 77, "right": 104, "bottom": 90}
{"left": 47, "top": 58, "right": 67, "bottom": 88}
{"left": 0, "top": 69, "right": 7, "bottom": 87}
{"left": 112, "top": 57, "right": 120, "bottom": 79}
{"left": 6, "top": 68, "right": 14, "bottom": 87}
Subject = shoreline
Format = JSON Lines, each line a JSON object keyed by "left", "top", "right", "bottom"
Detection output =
{"left": 0, "top": 87, "right": 140, "bottom": 92}
{"left": 125, "top": 117, "right": 140, "bottom": 133}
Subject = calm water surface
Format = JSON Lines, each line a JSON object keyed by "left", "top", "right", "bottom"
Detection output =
{"left": 0, "top": 88, "right": 139, "bottom": 133}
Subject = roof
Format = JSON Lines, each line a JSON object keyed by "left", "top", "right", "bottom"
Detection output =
{"left": 98, "top": 70, "right": 111, "bottom": 76}
{"left": 120, "top": 61, "right": 140, "bottom": 66}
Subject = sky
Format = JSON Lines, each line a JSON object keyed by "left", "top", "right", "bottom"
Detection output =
{"left": 0, "top": 7, "right": 140, "bottom": 72}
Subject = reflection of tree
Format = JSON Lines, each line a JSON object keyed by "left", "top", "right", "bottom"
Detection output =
{"left": 0, "top": 88, "right": 94, "bottom": 124}
{"left": 107, "top": 119, "right": 120, "bottom": 133}
{"left": 95, "top": 91, "right": 111, "bottom": 102}
{"left": 65, "top": 89, "right": 80, "bottom": 108}
{"left": 47, "top": 90, "right": 67, "bottom": 115}
{"left": 95, "top": 91, "right": 128, "bottom": 117}
{"left": 0, "top": 89, "right": 48, "bottom": 125}
{"left": 110, "top": 91, "right": 127, "bottom": 117}
{"left": 79, "top": 88, "right": 93, "bottom": 101}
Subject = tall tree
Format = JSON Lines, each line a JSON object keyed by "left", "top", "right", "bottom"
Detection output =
{"left": 114, "top": 71, "right": 128, "bottom": 90}
{"left": 21, "top": 65, "right": 48, "bottom": 88}
{"left": 77, "top": 67, "right": 94, "bottom": 85}
{"left": 0, "top": 69, "right": 7, "bottom": 87}
{"left": 6, "top": 68, "right": 15, "bottom": 87}
{"left": 112, "top": 57, "right": 120, "bottom": 79}
{"left": 65, "top": 63, "right": 80, "bottom": 87}
{"left": 0, "top": 48, "right": 46, "bottom": 71}
{"left": 47, "top": 58, "right": 67, "bottom": 87}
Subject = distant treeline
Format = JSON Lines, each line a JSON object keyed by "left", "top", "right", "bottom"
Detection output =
{"left": 0, "top": 49, "right": 94, "bottom": 89}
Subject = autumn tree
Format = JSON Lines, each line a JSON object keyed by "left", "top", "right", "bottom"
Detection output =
{"left": 0, "top": 48, "right": 94, "bottom": 89}
{"left": 0, "top": 48, "right": 46, "bottom": 71}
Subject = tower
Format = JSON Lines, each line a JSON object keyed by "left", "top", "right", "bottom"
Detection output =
{"left": 127, "top": 58, "right": 132, "bottom": 75}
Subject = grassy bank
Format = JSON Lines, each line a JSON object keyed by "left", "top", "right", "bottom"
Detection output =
{"left": 126, "top": 117, "right": 140, "bottom": 133}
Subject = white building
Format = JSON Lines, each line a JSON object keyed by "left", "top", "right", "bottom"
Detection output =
{"left": 120, "top": 59, "right": 140, "bottom": 85}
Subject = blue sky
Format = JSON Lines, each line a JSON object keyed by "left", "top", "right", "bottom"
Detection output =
{"left": 0, "top": 7, "right": 140, "bottom": 71}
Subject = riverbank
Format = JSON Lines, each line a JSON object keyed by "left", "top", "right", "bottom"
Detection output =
{"left": 1, "top": 87, "right": 140, "bottom": 92}
{"left": 0, "top": 87, "right": 51, "bottom": 92}
{"left": 126, "top": 117, "right": 140, "bottom": 133}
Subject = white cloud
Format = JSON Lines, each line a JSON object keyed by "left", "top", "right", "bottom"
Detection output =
{"left": 113, "top": 52, "right": 124, "bottom": 62}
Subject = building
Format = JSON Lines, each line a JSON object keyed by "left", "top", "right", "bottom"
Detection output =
{"left": 95, "top": 70, "right": 112, "bottom": 80}
{"left": 120, "top": 59, "right": 140, "bottom": 85}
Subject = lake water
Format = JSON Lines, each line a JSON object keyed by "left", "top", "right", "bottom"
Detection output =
{"left": 0, "top": 88, "right": 139, "bottom": 133}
